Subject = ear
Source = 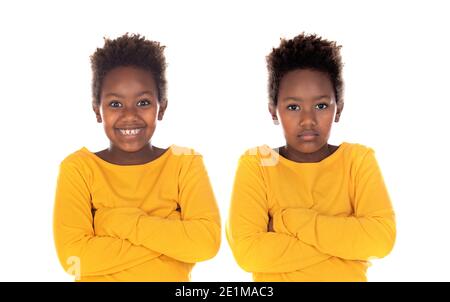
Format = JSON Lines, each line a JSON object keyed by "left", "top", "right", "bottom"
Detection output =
{"left": 268, "top": 102, "right": 279, "bottom": 124}
{"left": 92, "top": 103, "right": 102, "bottom": 123}
{"left": 334, "top": 101, "right": 344, "bottom": 123}
{"left": 157, "top": 99, "right": 168, "bottom": 121}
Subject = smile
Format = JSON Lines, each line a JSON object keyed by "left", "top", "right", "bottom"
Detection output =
{"left": 117, "top": 128, "right": 144, "bottom": 136}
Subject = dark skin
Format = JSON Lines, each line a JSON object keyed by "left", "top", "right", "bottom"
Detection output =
{"left": 268, "top": 217, "right": 274, "bottom": 232}
{"left": 92, "top": 66, "right": 168, "bottom": 165}
{"left": 267, "top": 68, "right": 344, "bottom": 231}
{"left": 269, "top": 69, "right": 344, "bottom": 163}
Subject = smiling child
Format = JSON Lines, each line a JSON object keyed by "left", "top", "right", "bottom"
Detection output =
{"left": 53, "top": 33, "right": 221, "bottom": 281}
{"left": 226, "top": 33, "right": 396, "bottom": 281}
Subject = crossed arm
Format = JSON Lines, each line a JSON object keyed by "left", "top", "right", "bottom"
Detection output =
{"left": 53, "top": 156, "right": 221, "bottom": 278}
{"left": 227, "top": 150, "right": 396, "bottom": 274}
{"left": 226, "top": 156, "right": 332, "bottom": 274}
{"left": 93, "top": 156, "right": 221, "bottom": 264}
{"left": 272, "top": 150, "right": 396, "bottom": 261}
{"left": 53, "top": 162, "right": 161, "bottom": 278}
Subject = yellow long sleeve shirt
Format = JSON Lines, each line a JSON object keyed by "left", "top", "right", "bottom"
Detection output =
{"left": 53, "top": 145, "right": 221, "bottom": 281}
{"left": 226, "top": 142, "right": 396, "bottom": 281}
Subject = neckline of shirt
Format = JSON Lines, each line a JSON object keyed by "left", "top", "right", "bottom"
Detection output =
{"left": 273, "top": 142, "right": 348, "bottom": 167}
{"left": 81, "top": 145, "right": 174, "bottom": 168}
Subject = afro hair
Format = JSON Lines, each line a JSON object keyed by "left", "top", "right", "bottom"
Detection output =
{"left": 266, "top": 33, "right": 344, "bottom": 105}
{"left": 90, "top": 33, "right": 167, "bottom": 105}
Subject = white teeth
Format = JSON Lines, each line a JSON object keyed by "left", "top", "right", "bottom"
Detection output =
{"left": 119, "top": 128, "right": 142, "bottom": 136}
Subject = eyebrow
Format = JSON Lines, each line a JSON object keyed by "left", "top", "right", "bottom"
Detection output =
{"left": 282, "top": 95, "right": 331, "bottom": 102}
{"left": 104, "top": 90, "right": 156, "bottom": 98}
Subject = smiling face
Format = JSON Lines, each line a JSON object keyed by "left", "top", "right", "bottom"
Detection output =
{"left": 269, "top": 69, "right": 343, "bottom": 155}
{"left": 92, "top": 66, "right": 167, "bottom": 153}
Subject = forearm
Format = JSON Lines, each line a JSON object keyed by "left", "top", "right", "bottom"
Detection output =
{"left": 95, "top": 207, "right": 221, "bottom": 263}
{"left": 274, "top": 208, "right": 396, "bottom": 260}
{"left": 54, "top": 231, "right": 161, "bottom": 278}
{"left": 227, "top": 221, "right": 331, "bottom": 273}
{"left": 133, "top": 215, "right": 221, "bottom": 263}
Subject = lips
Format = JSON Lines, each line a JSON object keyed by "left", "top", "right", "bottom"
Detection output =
{"left": 298, "top": 130, "right": 319, "bottom": 141}
{"left": 298, "top": 130, "right": 319, "bottom": 136}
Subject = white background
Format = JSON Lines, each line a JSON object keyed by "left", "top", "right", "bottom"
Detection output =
{"left": 0, "top": 0, "right": 449, "bottom": 281}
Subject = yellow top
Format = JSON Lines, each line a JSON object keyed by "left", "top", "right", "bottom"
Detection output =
{"left": 53, "top": 145, "right": 221, "bottom": 281}
{"left": 226, "top": 142, "right": 396, "bottom": 281}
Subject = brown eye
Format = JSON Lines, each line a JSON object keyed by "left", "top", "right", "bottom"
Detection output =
{"left": 109, "top": 101, "right": 122, "bottom": 108}
{"left": 287, "top": 104, "right": 300, "bottom": 111}
{"left": 315, "top": 103, "right": 328, "bottom": 110}
{"left": 137, "top": 99, "right": 151, "bottom": 107}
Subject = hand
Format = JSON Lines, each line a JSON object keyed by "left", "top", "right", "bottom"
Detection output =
{"left": 268, "top": 215, "right": 274, "bottom": 232}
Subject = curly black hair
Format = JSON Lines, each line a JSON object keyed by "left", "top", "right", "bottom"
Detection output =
{"left": 266, "top": 33, "right": 343, "bottom": 105}
{"left": 90, "top": 33, "right": 167, "bottom": 105}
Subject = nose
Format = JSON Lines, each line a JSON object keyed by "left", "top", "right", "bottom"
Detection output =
{"left": 121, "top": 105, "right": 139, "bottom": 121}
{"left": 298, "top": 109, "right": 317, "bottom": 127}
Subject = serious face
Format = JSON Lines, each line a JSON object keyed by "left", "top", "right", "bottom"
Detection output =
{"left": 270, "top": 69, "right": 343, "bottom": 154}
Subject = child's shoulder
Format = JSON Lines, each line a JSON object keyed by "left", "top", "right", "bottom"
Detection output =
{"left": 57, "top": 148, "right": 95, "bottom": 178}
{"left": 341, "top": 142, "right": 380, "bottom": 173}
{"left": 170, "top": 144, "right": 202, "bottom": 158}
{"left": 241, "top": 145, "right": 274, "bottom": 157}
{"left": 168, "top": 145, "right": 208, "bottom": 176}
{"left": 167, "top": 145, "right": 206, "bottom": 170}
{"left": 59, "top": 147, "right": 92, "bottom": 167}
{"left": 239, "top": 145, "right": 273, "bottom": 159}
{"left": 237, "top": 145, "right": 280, "bottom": 167}
{"left": 342, "top": 142, "right": 376, "bottom": 159}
